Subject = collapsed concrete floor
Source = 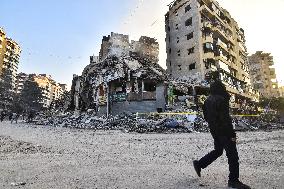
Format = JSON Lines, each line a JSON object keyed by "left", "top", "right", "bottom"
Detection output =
{"left": 0, "top": 122, "right": 283, "bottom": 189}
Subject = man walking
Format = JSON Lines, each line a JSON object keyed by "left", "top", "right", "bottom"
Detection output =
{"left": 193, "top": 77, "right": 251, "bottom": 189}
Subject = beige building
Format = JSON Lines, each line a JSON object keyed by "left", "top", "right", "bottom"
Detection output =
{"left": 15, "top": 73, "right": 67, "bottom": 108}
{"left": 0, "top": 27, "right": 21, "bottom": 89}
{"left": 248, "top": 51, "right": 280, "bottom": 98}
{"left": 165, "top": 0, "right": 258, "bottom": 103}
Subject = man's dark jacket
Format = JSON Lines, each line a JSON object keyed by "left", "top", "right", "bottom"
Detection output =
{"left": 202, "top": 80, "right": 236, "bottom": 138}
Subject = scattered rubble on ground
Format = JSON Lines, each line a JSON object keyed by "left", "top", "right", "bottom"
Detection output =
{"left": 0, "top": 135, "right": 52, "bottom": 154}
{"left": 30, "top": 103, "right": 283, "bottom": 134}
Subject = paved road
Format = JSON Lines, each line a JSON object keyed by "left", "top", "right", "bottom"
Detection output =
{"left": 0, "top": 121, "right": 283, "bottom": 189}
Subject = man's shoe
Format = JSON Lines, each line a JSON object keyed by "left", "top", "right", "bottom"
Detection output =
{"left": 193, "top": 160, "right": 201, "bottom": 177}
{"left": 228, "top": 180, "right": 251, "bottom": 189}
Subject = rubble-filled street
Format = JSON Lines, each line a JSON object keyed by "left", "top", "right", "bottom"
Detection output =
{"left": 0, "top": 121, "right": 283, "bottom": 189}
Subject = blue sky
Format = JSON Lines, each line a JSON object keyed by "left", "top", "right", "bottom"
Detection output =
{"left": 1, "top": 0, "right": 284, "bottom": 87}
{"left": 1, "top": 0, "right": 138, "bottom": 87}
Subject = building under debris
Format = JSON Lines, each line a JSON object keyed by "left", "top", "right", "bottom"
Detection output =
{"left": 70, "top": 33, "right": 167, "bottom": 115}
{"left": 165, "top": 0, "right": 259, "bottom": 108}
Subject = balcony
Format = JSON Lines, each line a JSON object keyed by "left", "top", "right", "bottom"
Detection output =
{"left": 268, "top": 60, "right": 274, "bottom": 66}
{"left": 269, "top": 68, "right": 276, "bottom": 76}
{"left": 228, "top": 48, "right": 236, "bottom": 57}
{"left": 200, "top": 4, "right": 214, "bottom": 19}
{"left": 6, "top": 46, "right": 12, "bottom": 50}
{"left": 202, "top": 20, "right": 212, "bottom": 29}
{"left": 212, "top": 24, "right": 228, "bottom": 41}
{"left": 216, "top": 39, "right": 228, "bottom": 51}
{"left": 215, "top": 54, "right": 229, "bottom": 65}
{"left": 3, "top": 58, "right": 9, "bottom": 62}
{"left": 202, "top": 35, "right": 213, "bottom": 44}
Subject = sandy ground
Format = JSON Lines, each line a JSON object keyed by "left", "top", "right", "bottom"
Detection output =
{"left": 0, "top": 121, "right": 283, "bottom": 189}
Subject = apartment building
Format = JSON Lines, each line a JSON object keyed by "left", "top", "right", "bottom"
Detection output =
{"left": 248, "top": 51, "right": 280, "bottom": 98}
{"left": 165, "top": 0, "right": 258, "bottom": 103}
{"left": 15, "top": 72, "right": 29, "bottom": 94}
{"left": 0, "top": 27, "right": 21, "bottom": 89}
{"left": 15, "top": 73, "right": 67, "bottom": 108}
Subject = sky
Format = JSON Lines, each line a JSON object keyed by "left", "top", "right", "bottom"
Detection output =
{"left": 1, "top": 0, "right": 284, "bottom": 88}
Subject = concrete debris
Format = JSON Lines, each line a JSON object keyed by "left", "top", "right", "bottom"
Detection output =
{"left": 10, "top": 182, "right": 26, "bottom": 186}
{"left": 31, "top": 108, "right": 283, "bottom": 134}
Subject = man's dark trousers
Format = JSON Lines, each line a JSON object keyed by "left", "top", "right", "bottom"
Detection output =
{"left": 198, "top": 136, "right": 239, "bottom": 182}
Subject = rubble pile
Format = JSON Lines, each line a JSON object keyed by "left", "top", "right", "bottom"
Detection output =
{"left": 31, "top": 107, "right": 283, "bottom": 133}
{"left": 32, "top": 111, "right": 192, "bottom": 133}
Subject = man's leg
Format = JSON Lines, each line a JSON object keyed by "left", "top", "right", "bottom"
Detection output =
{"left": 221, "top": 137, "right": 239, "bottom": 182}
{"left": 198, "top": 136, "right": 224, "bottom": 169}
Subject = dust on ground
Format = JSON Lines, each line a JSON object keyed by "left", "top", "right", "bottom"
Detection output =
{"left": 0, "top": 121, "right": 283, "bottom": 189}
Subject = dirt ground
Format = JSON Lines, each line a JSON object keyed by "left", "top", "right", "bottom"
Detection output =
{"left": 0, "top": 121, "right": 283, "bottom": 189}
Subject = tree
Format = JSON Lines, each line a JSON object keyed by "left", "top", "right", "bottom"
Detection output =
{"left": 0, "top": 69, "right": 15, "bottom": 110}
{"left": 19, "top": 78, "right": 44, "bottom": 112}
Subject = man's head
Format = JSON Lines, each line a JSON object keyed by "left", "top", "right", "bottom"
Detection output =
{"left": 209, "top": 80, "right": 230, "bottom": 99}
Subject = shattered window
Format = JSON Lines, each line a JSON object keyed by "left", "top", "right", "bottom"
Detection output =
{"left": 186, "top": 32, "right": 193, "bottom": 40}
{"left": 144, "top": 82, "right": 156, "bottom": 92}
{"left": 175, "top": 11, "right": 178, "bottom": 16}
{"left": 187, "top": 47, "right": 195, "bottom": 55}
{"left": 185, "top": 17, "right": 192, "bottom": 26}
{"left": 178, "top": 65, "right": 182, "bottom": 70}
{"left": 189, "top": 63, "right": 196, "bottom": 70}
{"left": 203, "top": 42, "right": 213, "bottom": 53}
{"left": 185, "top": 4, "right": 191, "bottom": 12}
{"left": 175, "top": 24, "right": 179, "bottom": 30}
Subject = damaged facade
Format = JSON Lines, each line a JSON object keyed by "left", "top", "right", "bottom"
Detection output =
{"left": 165, "top": 0, "right": 259, "bottom": 107}
{"left": 70, "top": 33, "right": 166, "bottom": 115}
{"left": 248, "top": 51, "right": 280, "bottom": 98}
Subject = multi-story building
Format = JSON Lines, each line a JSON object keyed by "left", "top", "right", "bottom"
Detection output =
{"left": 0, "top": 27, "right": 21, "bottom": 89}
{"left": 15, "top": 73, "right": 67, "bottom": 108}
{"left": 15, "top": 72, "right": 29, "bottom": 94}
{"left": 165, "top": 0, "right": 258, "bottom": 103}
{"left": 248, "top": 51, "right": 280, "bottom": 98}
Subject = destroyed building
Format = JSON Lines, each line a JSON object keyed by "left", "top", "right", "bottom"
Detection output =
{"left": 248, "top": 51, "right": 280, "bottom": 98}
{"left": 70, "top": 33, "right": 167, "bottom": 115}
{"left": 165, "top": 0, "right": 259, "bottom": 108}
